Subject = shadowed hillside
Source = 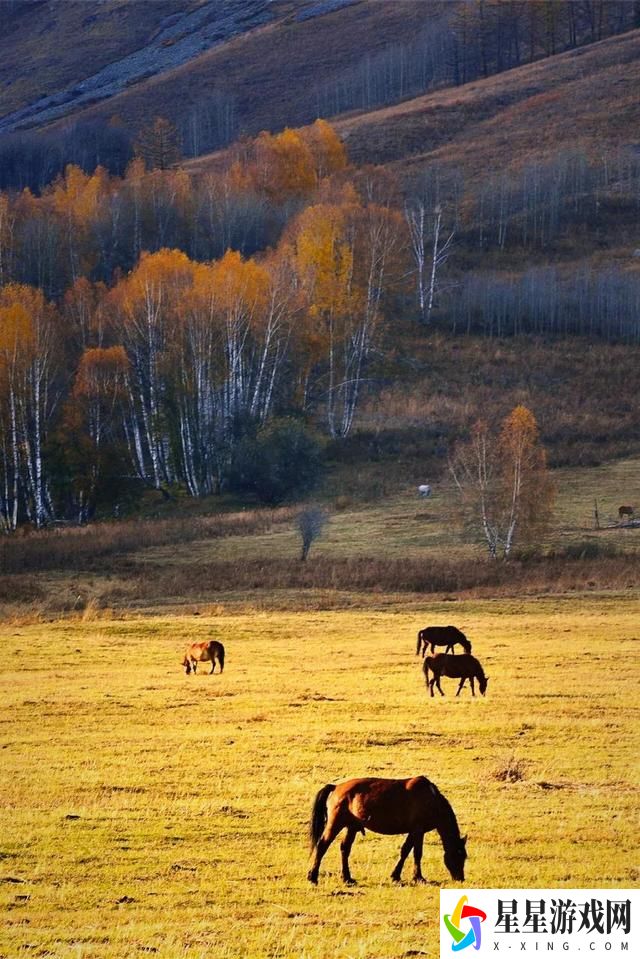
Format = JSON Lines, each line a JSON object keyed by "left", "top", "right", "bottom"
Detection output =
{"left": 334, "top": 28, "right": 640, "bottom": 178}
{"left": 0, "top": 1, "right": 444, "bottom": 136}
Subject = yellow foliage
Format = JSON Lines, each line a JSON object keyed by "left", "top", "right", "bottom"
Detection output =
{"left": 74, "top": 346, "right": 129, "bottom": 398}
{"left": 255, "top": 127, "right": 317, "bottom": 200}
{"left": 0, "top": 284, "right": 48, "bottom": 358}
{"left": 301, "top": 119, "right": 348, "bottom": 180}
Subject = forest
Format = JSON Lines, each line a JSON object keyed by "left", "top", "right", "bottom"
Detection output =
{"left": 1, "top": 106, "right": 639, "bottom": 531}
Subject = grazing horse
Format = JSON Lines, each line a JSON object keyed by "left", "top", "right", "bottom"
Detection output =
{"left": 618, "top": 505, "right": 634, "bottom": 521}
{"left": 423, "top": 653, "right": 487, "bottom": 697}
{"left": 182, "top": 640, "right": 225, "bottom": 675}
{"left": 308, "top": 775, "right": 467, "bottom": 886}
{"left": 416, "top": 625, "right": 471, "bottom": 657}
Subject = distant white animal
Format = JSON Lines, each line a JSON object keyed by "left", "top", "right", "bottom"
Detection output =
{"left": 418, "top": 484, "right": 432, "bottom": 498}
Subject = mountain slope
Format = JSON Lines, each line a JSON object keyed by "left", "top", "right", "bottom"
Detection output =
{"left": 0, "top": 0, "right": 278, "bottom": 133}
{"left": 333, "top": 28, "right": 640, "bottom": 179}
{"left": 0, "top": 1, "right": 445, "bottom": 137}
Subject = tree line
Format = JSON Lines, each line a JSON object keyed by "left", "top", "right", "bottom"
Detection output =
{"left": 314, "top": 0, "right": 640, "bottom": 118}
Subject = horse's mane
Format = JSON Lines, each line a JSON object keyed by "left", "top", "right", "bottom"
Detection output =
{"left": 473, "top": 656, "right": 486, "bottom": 683}
{"left": 424, "top": 778, "right": 461, "bottom": 840}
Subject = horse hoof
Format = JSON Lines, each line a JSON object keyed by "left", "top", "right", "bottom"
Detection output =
{"left": 391, "top": 875, "right": 402, "bottom": 884}
{"left": 344, "top": 878, "right": 357, "bottom": 886}
{"left": 307, "top": 873, "right": 318, "bottom": 885}
{"left": 413, "top": 876, "right": 427, "bottom": 885}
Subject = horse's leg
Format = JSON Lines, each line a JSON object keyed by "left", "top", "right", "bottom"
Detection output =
{"left": 412, "top": 832, "right": 426, "bottom": 883}
{"left": 308, "top": 815, "right": 344, "bottom": 885}
{"left": 210, "top": 659, "right": 216, "bottom": 674}
{"left": 340, "top": 826, "right": 359, "bottom": 885}
{"left": 428, "top": 677, "right": 435, "bottom": 698}
{"left": 436, "top": 675, "right": 445, "bottom": 696}
{"left": 470, "top": 676, "right": 476, "bottom": 697}
{"left": 456, "top": 678, "right": 465, "bottom": 696}
{"left": 391, "top": 833, "right": 415, "bottom": 883}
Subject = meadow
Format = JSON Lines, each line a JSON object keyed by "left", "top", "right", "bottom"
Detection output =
{"left": 0, "top": 596, "right": 638, "bottom": 959}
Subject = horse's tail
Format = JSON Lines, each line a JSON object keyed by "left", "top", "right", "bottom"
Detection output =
{"left": 423, "top": 656, "right": 434, "bottom": 684}
{"left": 217, "top": 643, "right": 225, "bottom": 673}
{"left": 309, "top": 783, "right": 336, "bottom": 850}
{"left": 416, "top": 630, "right": 423, "bottom": 656}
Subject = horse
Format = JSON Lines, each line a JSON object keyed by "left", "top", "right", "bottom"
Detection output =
{"left": 618, "top": 505, "right": 634, "bottom": 521}
{"left": 416, "top": 625, "right": 471, "bottom": 657}
{"left": 182, "top": 640, "right": 225, "bottom": 675}
{"left": 418, "top": 484, "right": 432, "bottom": 498}
{"left": 423, "top": 653, "right": 488, "bottom": 697}
{"left": 308, "top": 775, "right": 466, "bottom": 886}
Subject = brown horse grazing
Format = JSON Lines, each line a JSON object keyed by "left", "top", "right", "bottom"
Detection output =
{"left": 182, "top": 640, "right": 225, "bottom": 675}
{"left": 423, "top": 653, "right": 487, "bottom": 697}
{"left": 308, "top": 775, "right": 467, "bottom": 886}
{"left": 416, "top": 625, "right": 471, "bottom": 657}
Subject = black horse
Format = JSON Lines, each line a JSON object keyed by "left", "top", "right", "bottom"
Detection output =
{"left": 416, "top": 625, "right": 471, "bottom": 657}
{"left": 423, "top": 653, "right": 488, "bottom": 697}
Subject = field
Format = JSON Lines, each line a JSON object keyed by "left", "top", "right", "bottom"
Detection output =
{"left": 1, "top": 596, "right": 638, "bottom": 959}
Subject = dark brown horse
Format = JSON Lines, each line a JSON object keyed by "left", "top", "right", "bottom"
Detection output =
{"left": 308, "top": 775, "right": 467, "bottom": 885}
{"left": 416, "top": 625, "right": 471, "bottom": 657}
{"left": 182, "top": 640, "right": 225, "bottom": 675}
{"left": 423, "top": 653, "right": 487, "bottom": 697}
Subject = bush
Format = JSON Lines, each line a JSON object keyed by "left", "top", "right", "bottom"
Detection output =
{"left": 229, "top": 419, "right": 325, "bottom": 505}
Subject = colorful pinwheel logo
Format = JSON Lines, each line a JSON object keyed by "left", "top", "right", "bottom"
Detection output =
{"left": 444, "top": 895, "right": 487, "bottom": 951}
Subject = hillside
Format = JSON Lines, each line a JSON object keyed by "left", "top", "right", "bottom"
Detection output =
{"left": 334, "top": 27, "right": 640, "bottom": 179}
{"left": 0, "top": 1, "right": 444, "bottom": 137}
{"left": 184, "top": 27, "right": 640, "bottom": 183}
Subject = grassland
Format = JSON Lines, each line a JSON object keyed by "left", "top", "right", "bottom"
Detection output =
{"left": 0, "top": 453, "right": 638, "bottom": 957}
{"left": 1, "top": 453, "right": 637, "bottom": 619}
{"left": 0, "top": 596, "right": 638, "bottom": 959}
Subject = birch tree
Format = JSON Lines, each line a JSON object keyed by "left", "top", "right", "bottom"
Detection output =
{"left": 405, "top": 199, "right": 454, "bottom": 322}
{"left": 292, "top": 193, "right": 398, "bottom": 438}
{"left": 0, "top": 284, "right": 60, "bottom": 528}
{"left": 450, "top": 405, "right": 554, "bottom": 559}
{"left": 111, "top": 248, "right": 196, "bottom": 488}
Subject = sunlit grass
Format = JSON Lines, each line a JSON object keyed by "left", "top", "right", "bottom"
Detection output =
{"left": 0, "top": 596, "right": 638, "bottom": 957}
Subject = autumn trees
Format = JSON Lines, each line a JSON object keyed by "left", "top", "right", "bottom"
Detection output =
{"left": 0, "top": 285, "right": 61, "bottom": 529}
{"left": 450, "top": 405, "right": 554, "bottom": 559}
{"left": 291, "top": 188, "right": 399, "bottom": 437}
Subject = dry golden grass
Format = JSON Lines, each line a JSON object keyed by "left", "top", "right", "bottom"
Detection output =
{"left": 0, "top": 455, "right": 638, "bottom": 620}
{"left": 0, "top": 596, "right": 638, "bottom": 958}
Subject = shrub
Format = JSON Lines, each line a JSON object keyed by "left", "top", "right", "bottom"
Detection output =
{"left": 229, "top": 419, "right": 324, "bottom": 505}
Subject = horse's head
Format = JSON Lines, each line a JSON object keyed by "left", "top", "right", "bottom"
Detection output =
{"left": 444, "top": 834, "right": 467, "bottom": 882}
{"left": 182, "top": 657, "right": 192, "bottom": 675}
{"left": 479, "top": 676, "right": 489, "bottom": 696}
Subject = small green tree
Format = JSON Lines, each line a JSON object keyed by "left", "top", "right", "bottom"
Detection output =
{"left": 229, "top": 419, "right": 324, "bottom": 505}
